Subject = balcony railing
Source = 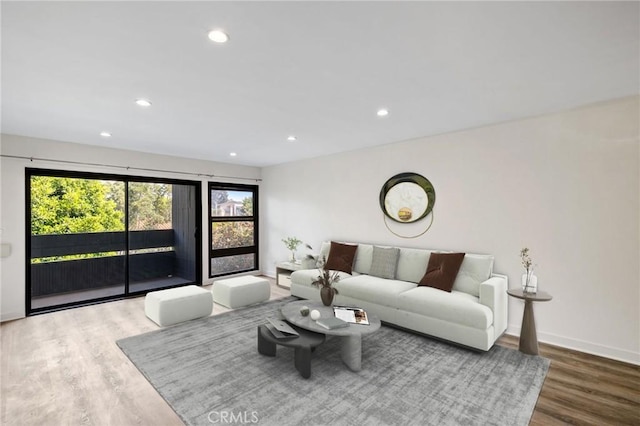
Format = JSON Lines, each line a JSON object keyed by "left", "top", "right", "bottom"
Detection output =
{"left": 31, "top": 230, "right": 176, "bottom": 297}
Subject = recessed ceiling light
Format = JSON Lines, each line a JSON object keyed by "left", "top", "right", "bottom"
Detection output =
{"left": 208, "top": 30, "right": 229, "bottom": 43}
{"left": 377, "top": 108, "right": 389, "bottom": 117}
{"left": 100, "top": 131, "right": 112, "bottom": 137}
{"left": 229, "top": 152, "right": 237, "bottom": 157}
{"left": 135, "top": 99, "right": 152, "bottom": 107}
{"left": 287, "top": 135, "right": 297, "bottom": 142}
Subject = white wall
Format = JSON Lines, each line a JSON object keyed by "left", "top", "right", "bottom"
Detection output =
{"left": 260, "top": 96, "right": 640, "bottom": 364}
{"left": 0, "top": 134, "right": 261, "bottom": 322}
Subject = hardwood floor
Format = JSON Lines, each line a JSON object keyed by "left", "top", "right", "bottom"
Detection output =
{"left": 498, "top": 335, "right": 640, "bottom": 425}
{"left": 2, "top": 280, "right": 638, "bottom": 425}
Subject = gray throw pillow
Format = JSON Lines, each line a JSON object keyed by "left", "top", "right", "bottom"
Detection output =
{"left": 369, "top": 246, "right": 400, "bottom": 279}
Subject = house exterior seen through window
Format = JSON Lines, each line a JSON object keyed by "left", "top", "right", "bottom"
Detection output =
{"left": 209, "top": 183, "right": 259, "bottom": 277}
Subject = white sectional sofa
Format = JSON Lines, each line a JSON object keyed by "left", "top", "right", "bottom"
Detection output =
{"left": 290, "top": 242, "right": 508, "bottom": 351}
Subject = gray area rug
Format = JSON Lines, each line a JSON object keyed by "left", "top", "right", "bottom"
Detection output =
{"left": 117, "top": 297, "right": 549, "bottom": 426}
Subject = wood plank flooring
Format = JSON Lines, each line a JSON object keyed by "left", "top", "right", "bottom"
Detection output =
{"left": 498, "top": 335, "right": 640, "bottom": 425}
{"left": 2, "top": 279, "right": 638, "bottom": 425}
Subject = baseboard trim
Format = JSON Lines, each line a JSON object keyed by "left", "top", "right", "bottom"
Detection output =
{"left": 506, "top": 325, "right": 640, "bottom": 366}
{"left": 1, "top": 311, "right": 25, "bottom": 323}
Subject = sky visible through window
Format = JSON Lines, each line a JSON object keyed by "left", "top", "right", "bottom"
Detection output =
{"left": 227, "top": 191, "right": 251, "bottom": 202}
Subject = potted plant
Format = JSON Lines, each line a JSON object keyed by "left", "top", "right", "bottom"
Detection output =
{"left": 311, "top": 256, "right": 340, "bottom": 306}
{"left": 282, "top": 236, "right": 302, "bottom": 263}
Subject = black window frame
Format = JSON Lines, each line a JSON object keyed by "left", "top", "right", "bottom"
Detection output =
{"left": 25, "top": 168, "right": 202, "bottom": 315}
{"left": 208, "top": 182, "right": 259, "bottom": 278}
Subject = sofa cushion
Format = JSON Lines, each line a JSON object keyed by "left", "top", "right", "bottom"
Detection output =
{"left": 319, "top": 241, "right": 371, "bottom": 274}
{"left": 396, "top": 248, "right": 432, "bottom": 283}
{"left": 324, "top": 241, "right": 358, "bottom": 274}
{"left": 319, "top": 241, "right": 331, "bottom": 259}
{"left": 369, "top": 246, "right": 400, "bottom": 279}
{"left": 353, "top": 244, "right": 373, "bottom": 274}
{"left": 452, "top": 254, "right": 494, "bottom": 297}
{"left": 397, "top": 287, "right": 493, "bottom": 330}
{"left": 419, "top": 252, "right": 465, "bottom": 292}
{"left": 334, "top": 275, "right": 416, "bottom": 308}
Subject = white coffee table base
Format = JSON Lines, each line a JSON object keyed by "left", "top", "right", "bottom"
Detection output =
{"left": 339, "top": 335, "right": 363, "bottom": 371}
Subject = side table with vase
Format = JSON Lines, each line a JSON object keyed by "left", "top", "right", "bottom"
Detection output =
{"left": 507, "top": 288, "right": 552, "bottom": 355}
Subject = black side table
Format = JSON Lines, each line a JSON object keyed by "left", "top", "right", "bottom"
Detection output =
{"left": 507, "top": 288, "right": 552, "bottom": 355}
{"left": 257, "top": 324, "right": 325, "bottom": 379}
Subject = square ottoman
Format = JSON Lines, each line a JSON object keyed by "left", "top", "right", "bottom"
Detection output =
{"left": 145, "top": 285, "right": 213, "bottom": 326}
{"left": 212, "top": 276, "right": 270, "bottom": 308}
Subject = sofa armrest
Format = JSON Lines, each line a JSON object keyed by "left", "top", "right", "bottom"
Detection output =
{"left": 479, "top": 274, "right": 508, "bottom": 336}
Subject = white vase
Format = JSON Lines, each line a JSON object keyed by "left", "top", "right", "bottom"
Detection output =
{"left": 521, "top": 272, "right": 538, "bottom": 293}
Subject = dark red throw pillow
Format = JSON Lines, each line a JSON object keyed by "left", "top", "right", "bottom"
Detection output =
{"left": 419, "top": 253, "right": 466, "bottom": 292}
{"left": 324, "top": 241, "right": 358, "bottom": 274}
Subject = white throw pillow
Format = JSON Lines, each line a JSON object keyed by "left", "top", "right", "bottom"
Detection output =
{"left": 452, "top": 254, "right": 494, "bottom": 297}
{"left": 353, "top": 244, "right": 373, "bottom": 274}
{"left": 396, "top": 248, "right": 432, "bottom": 283}
{"left": 319, "top": 241, "right": 331, "bottom": 260}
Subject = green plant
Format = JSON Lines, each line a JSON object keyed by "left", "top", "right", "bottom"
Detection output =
{"left": 282, "top": 236, "right": 303, "bottom": 262}
{"left": 282, "top": 237, "right": 302, "bottom": 251}
{"left": 310, "top": 256, "right": 340, "bottom": 294}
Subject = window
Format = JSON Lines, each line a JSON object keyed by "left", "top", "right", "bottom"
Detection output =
{"left": 209, "top": 183, "right": 258, "bottom": 277}
{"left": 27, "top": 169, "right": 201, "bottom": 314}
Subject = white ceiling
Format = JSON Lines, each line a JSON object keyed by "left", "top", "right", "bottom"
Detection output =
{"left": 2, "top": 1, "right": 638, "bottom": 167}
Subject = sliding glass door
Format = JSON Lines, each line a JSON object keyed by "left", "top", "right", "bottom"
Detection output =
{"left": 29, "top": 175, "right": 127, "bottom": 309}
{"left": 128, "top": 181, "right": 198, "bottom": 293}
{"left": 27, "top": 169, "right": 201, "bottom": 313}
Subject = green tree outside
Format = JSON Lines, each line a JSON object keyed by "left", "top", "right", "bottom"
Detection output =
{"left": 30, "top": 176, "right": 125, "bottom": 235}
{"left": 128, "top": 182, "right": 172, "bottom": 230}
{"left": 104, "top": 181, "right": 172, "bottom": 230}
{"left": 212, "top": 222, "right": 254, "bottom": 249}
{"left": 31, "top": 177, "right": 175, "bottom": 263}
{"left": 242, "top": 196, "right": 253, "bottom": 216}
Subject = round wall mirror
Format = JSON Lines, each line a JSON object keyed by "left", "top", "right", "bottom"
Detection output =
{"left": 379, "top": 173, "right": 435, "bottom": 223}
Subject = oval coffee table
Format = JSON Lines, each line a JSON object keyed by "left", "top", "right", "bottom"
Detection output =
{"left": 281, "top": 300, "right": 381, "bottom": 372}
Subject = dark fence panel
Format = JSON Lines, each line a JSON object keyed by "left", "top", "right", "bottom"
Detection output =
{"left": 129, "top": 252, "right": 175, "bottom": 283}
{"left": 31, "top": 230, "right": 175, "bottom": 258}
{"left": 129, "top": 230, "right": 174, "bottom": 251}
{"left": 31, "top": 256, "right": 125, "bottom": 296}
{"left": 31, "top": 232, "right": 126, "bottom": 258}
{"left": 31, "top": 252, "right": 176, "bottom": 297}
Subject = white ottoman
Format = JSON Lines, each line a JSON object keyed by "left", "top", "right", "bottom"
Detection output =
{"left": 145, "top": 285, "right": 213, "bottom": 326}
{"left": 212, "top": 276, "right": 270, "bottom": 308}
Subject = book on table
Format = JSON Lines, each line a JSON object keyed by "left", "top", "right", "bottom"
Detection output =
{"left": 333, "top": 306, "right": 370, "bottom": 325}
{"left": 315, "top": 317, "right": 349, "bottom": 330}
